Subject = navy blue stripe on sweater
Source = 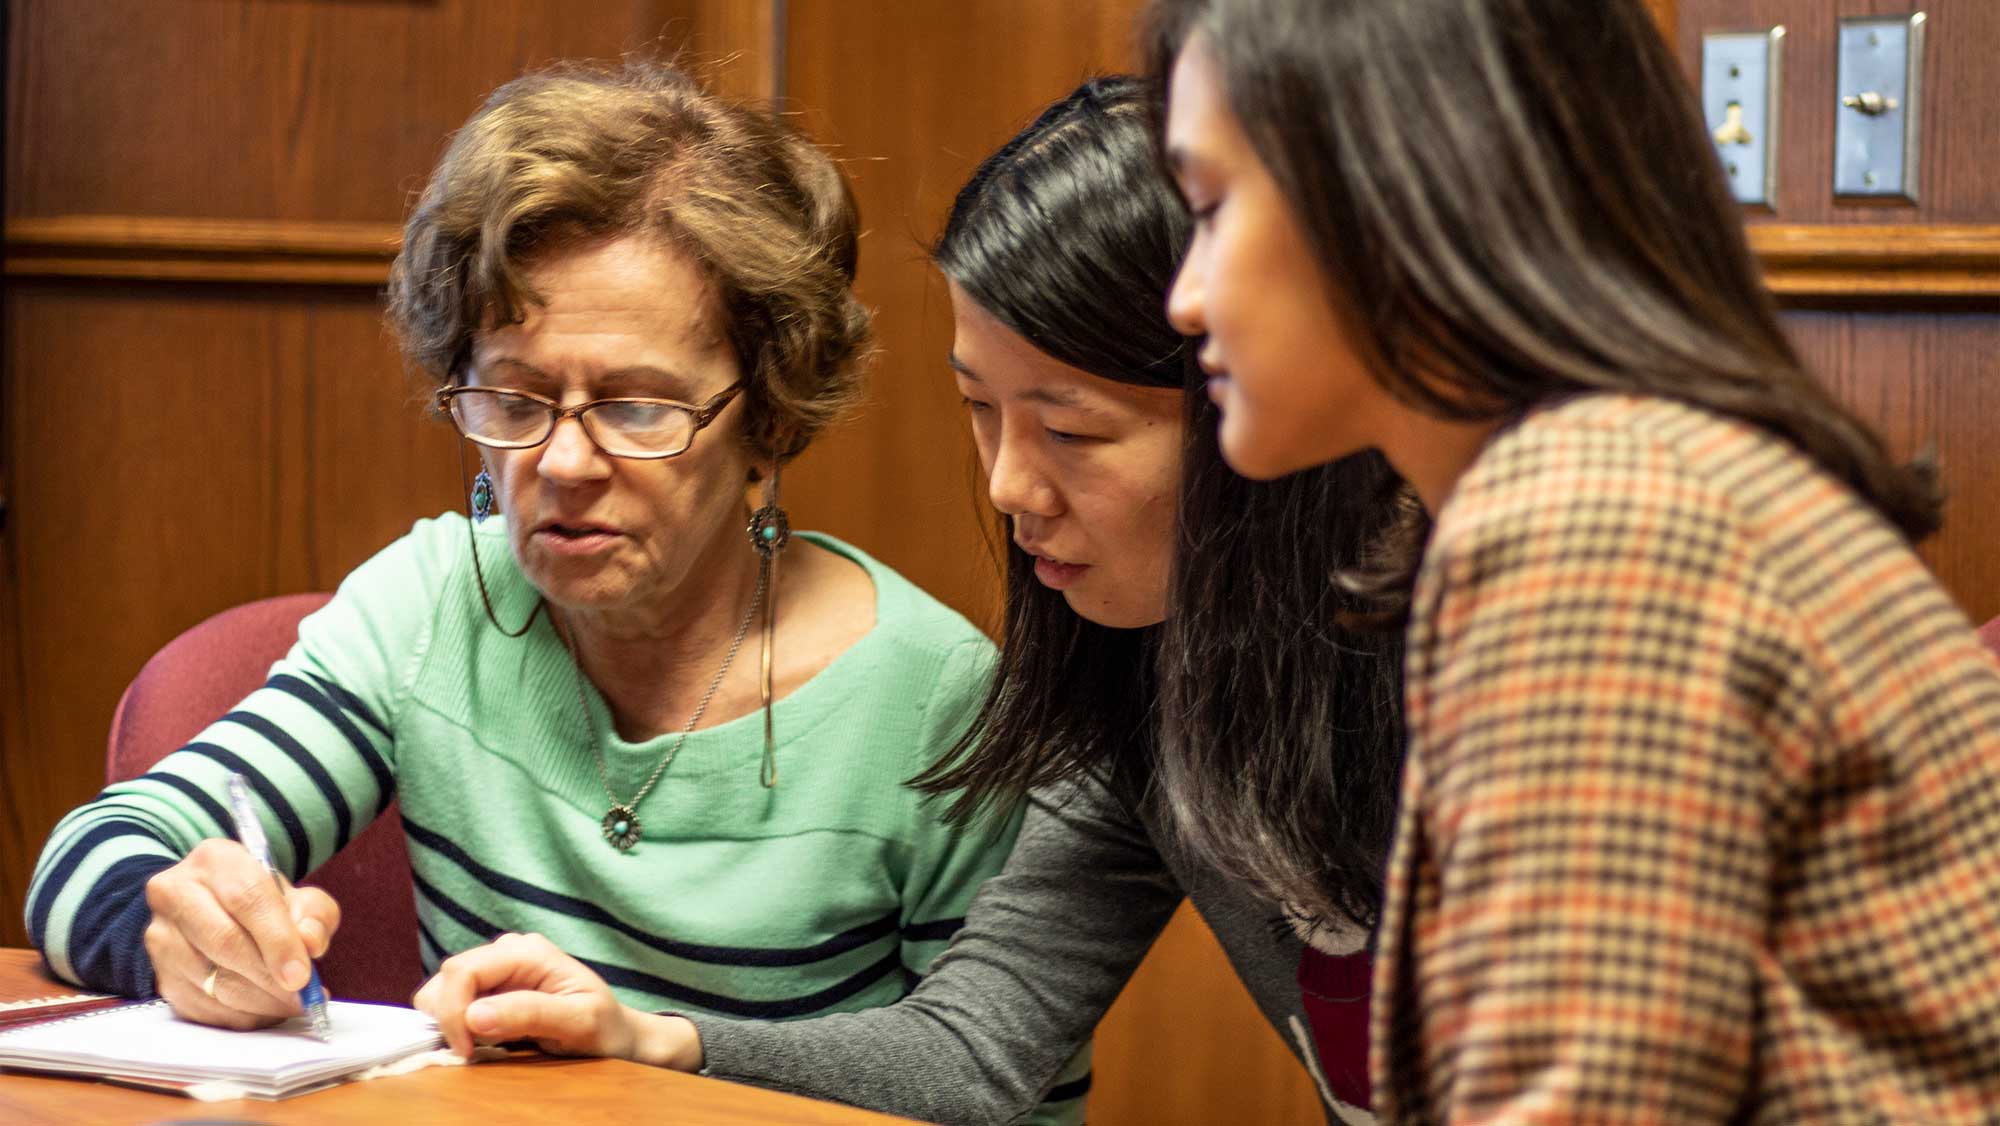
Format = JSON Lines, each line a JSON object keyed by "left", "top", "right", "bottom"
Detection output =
{"left": 265, "top": 674, "right": 393, "bottom": 801}
{"left": 220, "top": 711, "right": 354, "bottom": 850}
{"left": 411, "top": 870, "right": 501, "bottom": 944}
{"left": 402, "top": 815, "right": 900, "bottom": 967}
{"left": 63, "top": 854, "right": 175, "bottom": 998}
{"left": 144, "top": 773, "right": 234, "bottom": 835}
{"left": 300, "top": 669, "right": 389, "bottom": 737}
{"left": 180, "top": 745, "right": 312, "bottom": 876}
{"left": 409, "top": 871, "right": 906, "bottom": 1020}
{"left": 416, "top": 916, "right": 447, "bottom": 970}
{"left": 95, "top": 773, "right": 233, "bottom": 839}
{"left": 590, "top": 948, "right": 905, "bottom": 1020}
{"left": 899, "top": 917, "right": 966, "bottom": 943}
{"left": 28, "top": 819, "right": 170, "bottom": 949}
{"left": 1046, "top": 1075, "right": 1093, "bottom": 1103}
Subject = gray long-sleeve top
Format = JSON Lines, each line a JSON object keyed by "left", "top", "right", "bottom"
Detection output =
{"left": 688, "top": 773, "right": 1365, "bottom": 1125}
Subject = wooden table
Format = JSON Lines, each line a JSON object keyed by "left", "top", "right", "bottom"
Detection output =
{"left": 0, "top": 950, "right": 918, "bottom": 1125}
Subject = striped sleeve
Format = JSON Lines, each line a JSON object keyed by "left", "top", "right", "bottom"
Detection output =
{"left": 1377, "top": 433, "right": 1791, "bottom": 1122}
{"left": 26, "top": 519, "right": 453, "bottom": 997}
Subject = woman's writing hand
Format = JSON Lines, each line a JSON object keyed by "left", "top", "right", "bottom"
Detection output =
{"left": 142, "top": 838, "right": 341, "bottom": 1029}
{"left": 412, "top": 932, "right": 703, "bottom": 1069}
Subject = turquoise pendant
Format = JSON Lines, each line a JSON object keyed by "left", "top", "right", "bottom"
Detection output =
{"left": 601, "top": 804, "right": 641, "bottom": 851}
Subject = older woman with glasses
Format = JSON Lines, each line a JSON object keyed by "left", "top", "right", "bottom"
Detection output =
{"left": 25, "top": 61, "right": 1082, "bottom": 1119}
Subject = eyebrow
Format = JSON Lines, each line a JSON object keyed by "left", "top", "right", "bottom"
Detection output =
{"left": 948, "top": 352, "right": 1103, "bottom": 412}
{"left": 478, "top": 357, "right": 698, "bottom": 396}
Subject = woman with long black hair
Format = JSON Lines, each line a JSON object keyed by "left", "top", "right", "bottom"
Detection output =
{"left": 1149, "top": 0, "right": 2000, "bottom": 1119}
{"left": 417, "top": 76, "right": 1406, "bottom": 1125}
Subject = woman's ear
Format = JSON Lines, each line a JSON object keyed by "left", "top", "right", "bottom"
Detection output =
{"left": 743, "top": 423, "right": 794, "bottom": 485}
{"left": 744, "top": 436, "right": 775, "bottom": 481}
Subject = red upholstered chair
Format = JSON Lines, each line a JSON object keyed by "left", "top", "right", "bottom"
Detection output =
{"left": 1981, "top": 614, "right": 2000, "bottom": 659}
{"left": 106, "top": 593, "right": 424, "bottom": 1005}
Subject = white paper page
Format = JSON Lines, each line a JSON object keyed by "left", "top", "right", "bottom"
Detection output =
{"left": 0, "top": 999, "right": 442, "bottom": 1093}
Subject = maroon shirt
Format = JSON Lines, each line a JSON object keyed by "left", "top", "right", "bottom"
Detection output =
{"left": 1299, "top": 946, "right": 1372, "bottom": 1110}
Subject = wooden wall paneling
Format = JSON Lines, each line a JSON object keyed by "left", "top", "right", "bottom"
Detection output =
{"left": 0, "top": 297, "right": 33, "bottom": 948}
{"left": 1675, "top": 0, "right": 2000, "bottom": 223}
{"left": 5, "top": 284, "right": 298, "bottom": 944}
{"left": 3, "top": 0, "right": 768, "bottom": 223}
{"left": 666, "top": 0, "right": 782, "bottom": 101}
{"left": 1753, "top": 224, "right": 2000, "bottom": 304}
{"left": 1091, "top": 902, "right": 1330, "bottom": 1125}
{"left": 298, "top": 296, "right": 469, "bottom": 593}
{"left": 1786, "top": 311, "right": 2000, "bottom": 625}
{"left": 5, "top": 217, "right": 401, "bottom": 286}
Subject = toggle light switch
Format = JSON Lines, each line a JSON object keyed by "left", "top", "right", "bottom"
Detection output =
{"left": 1835, "top": 12, "right": 1926, "bottom": 202}
{"left": 1701, "top": 27, "right": 1785, "bottom": 208}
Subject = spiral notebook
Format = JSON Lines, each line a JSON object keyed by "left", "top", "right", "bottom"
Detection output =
{"left": 0, "top": 989, "right": 124, "bottom": 1028}
{"left": 0, "top": 997, "right": 443, "bottom": 1099}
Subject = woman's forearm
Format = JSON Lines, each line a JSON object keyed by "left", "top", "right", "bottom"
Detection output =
{"left": 688, "top": 775, "right": 1182, "bottom": 1124}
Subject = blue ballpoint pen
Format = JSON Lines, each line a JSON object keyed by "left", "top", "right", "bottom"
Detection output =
{"left": 224, "top": 772, "right": 332, "bottom": 1041}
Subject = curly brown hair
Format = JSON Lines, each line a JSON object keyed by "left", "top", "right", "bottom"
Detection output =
{"left": 386, "top": 60, "right": 871, "bottom": 464}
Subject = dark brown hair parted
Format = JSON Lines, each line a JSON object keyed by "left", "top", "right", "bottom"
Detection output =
{"left": 1145, "top": 0, "right": 1941, "bottom": 562}
{"left": 386, "top": 60, "right": 870, "bottom": 464}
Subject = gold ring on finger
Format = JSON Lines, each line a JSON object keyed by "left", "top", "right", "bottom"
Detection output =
{"left": 200, "top": 964, "right": 220, "bottom": 1000}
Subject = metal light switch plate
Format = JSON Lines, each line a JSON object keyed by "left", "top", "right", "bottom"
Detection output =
{"left": 1835, "top": 13, "right": 1926, "bottom": 202}
{"left": 1702, "top": 27, "right": 1784, "bottom": 207}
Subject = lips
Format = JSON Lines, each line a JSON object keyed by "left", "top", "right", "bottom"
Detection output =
{"left": 1033, "top": 557, "right": 1088, "bottom": 590}
{"left": 536, "top": 520, "right": 620, "bottom": 538}
{"left": 1194, "top": 349, "right": 1233, "bottom": 405}
{"left": 1205, "top": 374, "right": 1233, "bottom": 407}
{"left": 1018, "top": 540, "right": 1089, "bottom": 591}
{"left": 532, "top": 520, "right": 623, "bottom": 556}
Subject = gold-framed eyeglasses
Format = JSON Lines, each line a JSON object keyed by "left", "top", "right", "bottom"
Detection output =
{"left": 436, "top": 381, "right": 744, "bottom": 460}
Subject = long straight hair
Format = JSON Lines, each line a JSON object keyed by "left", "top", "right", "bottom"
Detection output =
{"left": 1145, "top": 0, "right": 1941, "bottom": 580}
{"left": 912, "top": 76, "right": 1407, "bottom": 929}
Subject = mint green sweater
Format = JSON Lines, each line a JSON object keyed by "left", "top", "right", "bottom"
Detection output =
{"left": 28, "top": 514, "right": 1087, "bottom": 1120}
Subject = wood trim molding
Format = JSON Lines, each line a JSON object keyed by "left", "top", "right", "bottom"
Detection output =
{"left": 1751, "top": 224, "right": 2000, "bottom": 307}
{"left": 4, "top": 215, "right": 400, "bottom": 286}
{"left": 7, "top": 215, "right": 1998, "bottom": 306}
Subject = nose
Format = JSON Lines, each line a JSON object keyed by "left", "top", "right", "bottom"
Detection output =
{"left": 536, "top": 414, "right": 611, "bottom": 485}
{"left": 985, "top": 430, "right": 1060, "bottom": 519}
{"left": 1166, "top": 246, "right": 1207, "bottom": 338}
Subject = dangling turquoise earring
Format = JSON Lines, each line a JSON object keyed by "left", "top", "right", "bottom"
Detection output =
{"left": 747, "top": 468, "right": 790, "bottom": 787}
{"left": 747, "top": 486, "right": 791, "bottom": 558}
{"left": 453, "top": 446, "right": 542, "bottom": 637}
{"left": 471, "top": 469, "right": 495, "bottom": 523}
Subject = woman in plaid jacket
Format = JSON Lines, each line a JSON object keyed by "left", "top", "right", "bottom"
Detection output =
{"left": 1149, "top": 0, "right": 2000, "bottom": 1121}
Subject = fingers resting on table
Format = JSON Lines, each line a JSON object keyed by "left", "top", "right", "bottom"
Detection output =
{"left": 413, "top": 932, "right": 649, "bottom": 1062}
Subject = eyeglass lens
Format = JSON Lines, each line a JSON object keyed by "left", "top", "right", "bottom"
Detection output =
{"left": 449, "top": 390, "right": 698, "bottom": 456}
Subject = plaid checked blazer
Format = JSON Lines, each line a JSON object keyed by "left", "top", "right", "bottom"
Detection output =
{"left": 1373, "top": 394, "right": 2000, "bottom": 1123}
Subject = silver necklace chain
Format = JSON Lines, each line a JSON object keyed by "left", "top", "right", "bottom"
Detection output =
{"left": 560, "top": 568, "right": 765, "bottom": 849}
